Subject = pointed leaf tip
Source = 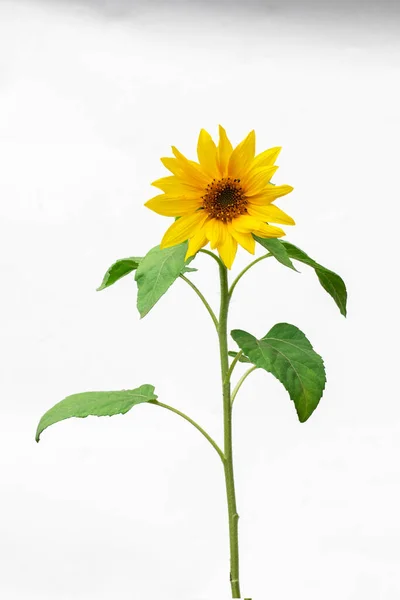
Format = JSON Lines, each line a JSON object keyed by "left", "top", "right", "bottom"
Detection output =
{"left": 254, "top": 237, "right": 347, "bottom": 316}
{"left": 97, "top": 257, "right": 142, "bottom": 291}
{"left": 281, "top": 241, "right": 347, "bottom": 316}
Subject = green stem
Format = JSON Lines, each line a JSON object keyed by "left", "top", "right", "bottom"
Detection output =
{"left": 218, "top": 262, "right": 241, "bottom": 599}
{"left": 228, "top": 252, "right": 272, "bottom": 299}
{"left": 180, "top": 274, "right": 219, "bottom": 331}
{"left": 199, "top": 248, "right": 225, "bottom": 269}
{"left": 149, "top": 400, "right": 224, "bottom": 462}
{"left": 231, "top": 366, "right": 258, "bottom": 406}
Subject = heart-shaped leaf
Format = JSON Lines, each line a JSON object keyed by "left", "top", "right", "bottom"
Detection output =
{"left": 231, "top": 324, "right": 326, "bottom": 422}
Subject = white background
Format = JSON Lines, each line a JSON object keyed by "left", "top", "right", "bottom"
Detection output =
{"left": 1, "top": 1, "right": 400, "bottom": 598}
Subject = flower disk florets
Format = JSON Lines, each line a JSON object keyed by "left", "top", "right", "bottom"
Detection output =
{"left": 202, "top": 177, "right": 248, "bottom": 222}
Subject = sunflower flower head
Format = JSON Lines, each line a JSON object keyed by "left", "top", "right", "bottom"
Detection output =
{"left": 145, "top": 127, "right": 295, "bottom": 269}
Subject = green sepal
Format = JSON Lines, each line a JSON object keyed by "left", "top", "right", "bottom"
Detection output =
{"left": 231, "top": 324, "right": 326, "bottom": 422}
{"left": 35, "top": 384, "right": 157, "bottom": 442}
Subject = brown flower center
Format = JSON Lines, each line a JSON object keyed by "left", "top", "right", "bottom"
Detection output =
{"left": 201, "top": 177, "right": 248, "bottom": 222}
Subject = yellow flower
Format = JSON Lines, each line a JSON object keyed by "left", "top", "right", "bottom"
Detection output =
{"left": 145, "top": 126, "right": 295, "bottom": 269}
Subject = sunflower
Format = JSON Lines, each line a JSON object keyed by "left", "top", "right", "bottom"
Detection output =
{"left": 145, "top": 126, "right": 295, "bottom": 269}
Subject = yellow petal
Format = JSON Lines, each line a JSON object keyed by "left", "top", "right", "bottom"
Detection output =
{"left": 247, "top": 203, "right": 295, "bottom": 225}
{"left": 160, "top": 210, "right": 208, "bottom": 248}
{"left": 249, "top": 184, "right": 294, "bottom": 205}
{"left": 197, "top": 129, "right": 219, "bottom": 179}
{"left": 217, "top": 125, "right": 233, "bottom": 177}
{"left": 231, "top": 214, "right": 264, "bottom": 233}
{"left": 186, "top": 229, "right": 208, "bottom": 260}
{"left": 160, "top": 157, "right": 186, "bottom": 177}
{"left": 227, "top": 222, "right": 255, "bottom": 254}
{"left": 152, "top": 176, "right": 179, "bottom": 190}
{"left": 232, "top": 214, "right": 285, "bottom": 238}
{"left": 205, "top": 218, "right": 226, "bottom": 249}
{"left": 252, "top": 147, "right": 281, "bottom": 169}
{"left": 243, "top": 166, "right": 278, "bottom": 196}
{"left": 145, "top": 194, "right": 202, "bottom": 217}
{"left": 254, "top": 223, "right": 286, "bottom": 238}
{"left": 171, "top": 146, "right": 209, "bottom": 187}
{"left": 217, "top": 232, "right": 238, "bottom": 269}
{"left": 151, "top": 176, "right": 200, "bottom": 197}
{"left": 160, "top": 155, "right": 206, "bottom": 190}
{"left": 228, "top": 130, "right": 256, "bottom": 179}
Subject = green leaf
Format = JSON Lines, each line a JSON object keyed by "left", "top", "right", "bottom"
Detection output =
{"left": 253, "top": 236, "right": 298, "bottom": 271}
{"left": 231, "top": 324, "right": 326, "bottom": 422}
{"left": 35, "top": 384, "right": 157, "bottom": 442}
{"left": 281, "top": 241, "right": 347, "bottom": 316}
{"left": 135, "top": 242, "right": 191, "bottom": 318}
{"left": 228, "top": 350, "right": 251, "bottom": 363}
{"left": 97, "top": 257, "right": 142, "bottom": 291}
